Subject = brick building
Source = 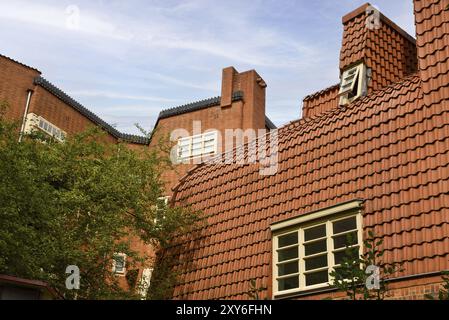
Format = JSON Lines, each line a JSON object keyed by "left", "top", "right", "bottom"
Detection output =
{"left": 168, "top": 1, "right": 449, "bottom": 300}
{"left": 151, "top": 67, "right": 276, "bottom": 193}
{"left": 0, "top": 54, "right": 150, "bottom": 147}
{"left": 1, "top": 0, "right": 448, "bottom": 301}
{"left": 0, "top": 50, "right": 276, "bottom": 294}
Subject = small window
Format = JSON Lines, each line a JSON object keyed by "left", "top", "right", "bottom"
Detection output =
{"left": 271, "top": 201, "right": 363, "bottom": 297}
{"left": 339, "top": 63, "right": 368, "bottom": 105}
{"left": 112, "top": 253, "right": 126, "bottom": 275}
{"left": 154, "top": 196, "right": 170, "bottom": 225}
{"left": 138, "top": 268, "right": 153, "bottom": 298}
{"left": 156, "top": 196, "right": 170, "bottom": 211}
{"left": 177, "top": 131, "right": 218, "bottom": 161}
{"left": 34, "top": 115, "right": 67, "bottom": 142}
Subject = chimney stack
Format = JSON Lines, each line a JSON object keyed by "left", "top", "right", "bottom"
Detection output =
{"left": 413, "top": 0, "right": 449, "bottom": 105}
{"left": 220, "top": 66, "right": 267, "bottom": 130}
{"left": 340, "top": 3, "right": 418, "bottom": 94}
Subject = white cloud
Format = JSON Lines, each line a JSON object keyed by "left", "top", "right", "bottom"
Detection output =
{"left": 0, "top": 0, "right": 418, "bottom": 134}
{"left": 145, "top": 72, "right": 218, "bottom": 92}
{"left": 0, "top": 0, "right": 322, "bottom": 68}
{"left": 0, "top": 0, "right": 132, "bottom": 40}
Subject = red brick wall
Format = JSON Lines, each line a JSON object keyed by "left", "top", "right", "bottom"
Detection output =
{"left": 286, "top": 275, "right": 445, "bottom": 300}
{"left": 0, "top": 55, "right": 40, "bottom": 122}
{"left": 0, "top": 55, "right": 149, "bottom": 150}
{"left": 152, "top": 68, "right": 267, "bottom": 194}
{"left": 221, "top": 68, "right": 266, "bottom": 131}
{"left": 151, "top": 100, "right": 245, "bottom": 193}
{"left": 30, "top": 86, "right": 118, "bottom": 144}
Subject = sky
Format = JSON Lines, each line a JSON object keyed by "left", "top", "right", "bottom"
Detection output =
{"left": 0, "top": 0, "right": 416, "bottom": 135}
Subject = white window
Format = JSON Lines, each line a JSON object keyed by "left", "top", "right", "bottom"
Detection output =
{"left": 138, "top": 268, "right": 153, "bottom": 298}
{"left": 24, "top": 113, "right": 66, "bottom": 142}
{"left": 154, "top": 196, "right": 170, "bottom": 225}
{"left": 156, "top": 196, "right": 170, "bottom": 208}
{"left": 112, "top": 253, "right": 126, "bottom": 275}
{"left": 271, "top": 201, "right": 363, "bottom": 297}
{"left": 339, "top": 63, "right": 368, "bottom": 106}
{"left": 177, "top": 131, "right": 218, "bottom": 161}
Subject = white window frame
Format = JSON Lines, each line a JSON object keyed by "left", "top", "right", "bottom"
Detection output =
{"left": 157, "top": 196, "right": 170, "bottom": 207}
{"left": 154, "top": 196, "right": 170, "bottom": 225}
{"left": 138, "top": 268, "right": 153, "bottom": 299}
{"left": 112, "top": 253, "right": 127, "bottom": 275}
{"left": 177, "top": 131, "right": 218, "bottom": 161}
{"left": 24, "top": 113, "right": 66, "bottom": 142}
{"left": 339, "top": 63, "right": 368, "bottom": 106}
{"left": 271, "top": 200, "right": 363, "bottom": 298}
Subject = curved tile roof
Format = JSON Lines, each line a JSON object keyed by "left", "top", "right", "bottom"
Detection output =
{"left": 168, "top": 72, "right": 449, "bottom": 299}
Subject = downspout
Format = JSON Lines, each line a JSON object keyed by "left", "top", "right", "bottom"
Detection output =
{"left": 18, "top": 89, "right": 33, "bottom": 142}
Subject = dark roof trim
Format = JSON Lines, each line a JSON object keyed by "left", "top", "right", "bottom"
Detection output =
{"left": 0, "top": 274, "right": 63, "bottom": 299}
{"left": 265, "top": 116, "right": 277, "bottom": 129}
{"left": 34, "top": 77, "right": 149, "bottom": 145}
{"left": 0, "top": 53, "right": 41, "bottom": 73}
{"left": 157, "top": 91, "right": 276, "bottom": 129}
{"left": 158, "top": 91, "right": 244, "bottom": 120}
{"left": 303, "top": 83, "right": 340, "bottom": 102}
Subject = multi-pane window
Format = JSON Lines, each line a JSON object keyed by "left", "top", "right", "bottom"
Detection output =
{"left": 272, "top": 202, "right": 362, "bottom": 297}
{"left": 154, "top": 196, "right": 170, "bottom": 226}
{"left": 156, "top": 196, "right": 170, "bottom": 209}
{"left": 112, "top": 253, "right": 126, "bottom": 275}
{"left": 177, "top": 131, "right": 218, "bottom": 160}
{"left": 138, "top": 268, "right": 153, "bottom": 298}
{"left": 25, "top": 113, "right": 66, "bottom": 142}
{"left": 339, "top": 63, "right": 368, "bottom": 105}
{"left": 37, "top": 117, "right": 66, "bottom": 142}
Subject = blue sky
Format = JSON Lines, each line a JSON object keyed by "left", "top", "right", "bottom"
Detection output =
{"left": 0, "top": 0, "right": 415, "bottom": 135}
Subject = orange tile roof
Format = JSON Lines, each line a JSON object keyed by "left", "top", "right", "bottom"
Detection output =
{"left": 302, "top": 3, "right": 418, "bottom": 119}
{"left": 169, "top": 1, "right": 449, "bottom": 299}
{"left": 302, "top": 84, "right": 340, "bottom": 118}
{"left": 340, "top": 3, "right": 418, "bottom": 92}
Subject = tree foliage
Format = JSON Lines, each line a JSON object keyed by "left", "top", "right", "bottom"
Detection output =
{"left": 425, "top": 272, "right": 449, "bottom": 300}
{"left": 330, "top": 230, "right": 403, "bottom": 300}
{"left": 0, "top": 105, "right": 199, "bottom": 299}
{"left": 246, "top": 279, "right": 268, "bottom": 300}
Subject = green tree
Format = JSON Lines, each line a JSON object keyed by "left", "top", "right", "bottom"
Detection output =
{"left": 246, "top": 279, "right": 268, "bottom": 300}
{"left": 330, "top": 231, "right": 403, "bottom": 300}
{"left": 0, "top": 106, "right": 199, "bottom": 299}
{"left": 425, "top": 272, "right": 449, "bottom": 300}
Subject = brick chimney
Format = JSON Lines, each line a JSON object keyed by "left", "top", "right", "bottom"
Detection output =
{"left": 413, "top": 0, "right": 449, "bottom": 105}
{"left": 220, "top": 66, "right": 267, "bottom": 130}
{"left": 340, "top": 3, "right": 418, "bottom": 93}
{"left": 301, "top": 3, "right": 419, "bottom": 118}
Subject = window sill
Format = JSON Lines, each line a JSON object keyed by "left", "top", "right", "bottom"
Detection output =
{"left": 273, "top": 285, "right": 338, "bottom": 300}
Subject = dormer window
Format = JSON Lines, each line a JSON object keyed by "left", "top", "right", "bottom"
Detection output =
{"left": 339, "top": 63, "right": 368, "bottom": 106}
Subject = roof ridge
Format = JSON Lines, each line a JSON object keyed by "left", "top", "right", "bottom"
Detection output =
{"left": 171, "top": 73, "right": 422, "bottom": 194}
{"left": 264, "top": 116, "right": 277, "bottom": 129}
{"left": 34, "top": 76, "right": 149, "bottom": 145}
{"left": 0, "top": 53, "right": 41, "bottom": 73}
{"left": 159, "top": 96, "right": 221, "bottom": 118}
{"left": 158, "top": 91, "right": 244, "bottom": 120}
{"left": 342, "top": 3, "right": 416, "bottom": 45}
{"left": 303, "top": 83, "right": 340, "bottom": 101}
